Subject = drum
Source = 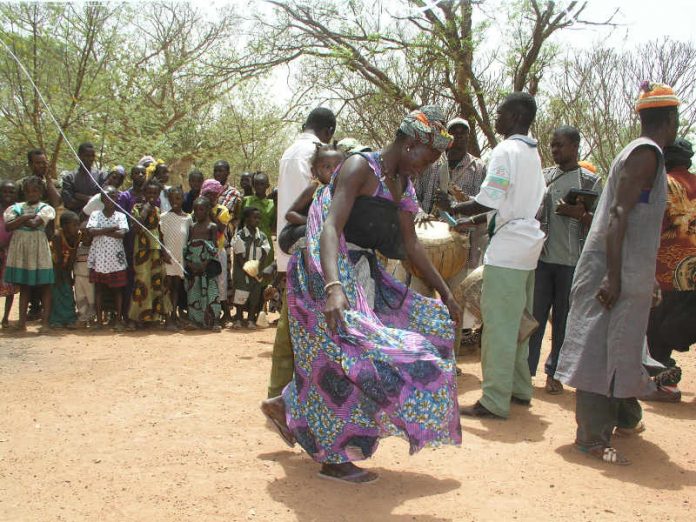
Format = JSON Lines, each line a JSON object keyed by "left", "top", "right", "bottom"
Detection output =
{"left": 453, "top": 266, "right": 539, "bottom": 343}
{"left": 402, "top": 221, "right": 469, "bottom": 280}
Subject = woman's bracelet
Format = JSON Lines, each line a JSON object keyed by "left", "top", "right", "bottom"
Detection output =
{"left": 324, "top": 280, "right": 343, "bottom": 292}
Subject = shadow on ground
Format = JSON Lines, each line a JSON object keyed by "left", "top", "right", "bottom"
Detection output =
{"left": 555, "top": 439, "right": 696, "bottom": 490}
{"left": 259, "top": 450, "right": 461, "bottom": 521}
{"left": 460, "top": 406, "right": 550, "bottom": 443}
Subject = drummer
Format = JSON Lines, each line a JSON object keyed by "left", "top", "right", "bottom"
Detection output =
{"left": 434, "top": 117, "right": 488, "bottom": 272}
{"left": 452, "top": 92, "right": 546, "bottom": 420}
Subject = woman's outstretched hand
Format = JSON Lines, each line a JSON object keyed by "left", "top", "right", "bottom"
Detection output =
{"left": 324, "top": 286, "right": 349, "bottom": 333}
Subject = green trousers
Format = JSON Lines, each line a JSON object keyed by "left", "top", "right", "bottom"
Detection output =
{"left": 267, "top": 290, "right": 294, "bottom": 398}
{"left": 479, "top": 265, "right": 535, "bottom": 418}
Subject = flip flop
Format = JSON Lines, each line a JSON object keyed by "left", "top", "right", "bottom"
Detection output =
{"left": 318, "top": 469, "right": 379, "bottom": 484}
{"left": 260, "top": 403, "right": 296, "bottom": 448}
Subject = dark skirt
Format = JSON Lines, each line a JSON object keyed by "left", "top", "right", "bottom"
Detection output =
{"left": 89, "top": 269, "right": 128, "bottom": 288}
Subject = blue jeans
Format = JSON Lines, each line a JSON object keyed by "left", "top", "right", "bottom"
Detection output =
{"left": 527, "top": 260, "right": 575, "bottom": 377}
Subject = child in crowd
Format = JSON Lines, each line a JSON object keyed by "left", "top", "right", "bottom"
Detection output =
{"left": 280, "top": 144, "right": 344, "bottom": 255}
{"left": 49, "top": 211, "right": 80, "bottom": 328}
{"left": 160, "top": 186, "right": 192, "bottom": 330}
{"left": 129, "top": 179, "right": 171, "bottom": 328}
{"left": 184, "top": 197, "right": 222, "bottom": 332}
{"left": 3, "top": 176, "right": 55, "bottom": 332}
{"left": 87, "top": 185, "right": 129, "bottom": 329}
{"left": 0, "top": 180, "right": 18, "bottom": 328}
{"left": 242, "top": 172, "right": 276, "bottom": 269}
{"left": 200, "top": 179, "right": 231, "bottom": 324}
{"left": 231, "top": 206, "right": 271, "bottom": 329}
{"left": 118, "top": 165, "right": 147, "bottom": 214}
{"left": 182, "top": 169, "right": 203, "bottom": 213}
{"left": 82, "top": 166, "right": 126, "bottom": 217}
{"left": 73, "top": 220, "right": 95, "bottom": 328}
{"left": 151, "top": 162, "right": 172, "bottom": 212}
{"left": 240, "top": 171, "right": 254, "bottom": 197}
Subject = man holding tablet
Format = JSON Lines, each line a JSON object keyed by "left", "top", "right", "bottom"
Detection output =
{"left": 527, "top": 126, "right": 602, "bottom": 394}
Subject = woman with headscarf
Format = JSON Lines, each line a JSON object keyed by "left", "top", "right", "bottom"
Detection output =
{"left": 261, "top": 106, "right": 462, "bottom": 483}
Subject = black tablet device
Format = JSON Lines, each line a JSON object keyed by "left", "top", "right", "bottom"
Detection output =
{"left": 564, "top": 188, "right": 598, "bottom": 209}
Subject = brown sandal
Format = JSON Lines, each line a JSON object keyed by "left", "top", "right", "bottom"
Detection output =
{"left": 545, "top": 376, "right": 564, "bottom": 395}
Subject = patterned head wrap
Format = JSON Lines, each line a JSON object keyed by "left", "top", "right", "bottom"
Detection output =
{"left": 399, "top": 105, "right": 453, "bottom": 152}
{"left": 201, "top": 179, "right": 223, "bottom": 198}
{"left": 635, "top": 81, "right": 680, "bottom": 112}
{"left": 144, "top": 159, "right": 165, "bottom": 180}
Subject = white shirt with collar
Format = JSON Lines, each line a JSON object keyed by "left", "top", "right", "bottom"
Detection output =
{"left": 276, "top": 131, "right": 323, "bottom": 271}
{"left": 475, "top": 134, "right": 545, "bottom": 271}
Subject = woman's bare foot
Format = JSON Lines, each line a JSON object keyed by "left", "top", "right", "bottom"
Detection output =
{"left": 319, "top": 463, "right": 379, "bottom": 483}
{"left": 261, "top": 397, "right": 295, "bottom": 447}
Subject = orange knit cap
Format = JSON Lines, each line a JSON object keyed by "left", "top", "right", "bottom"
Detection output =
{"left": 578, "top": 160, "right": 597, "bottom": 174}
{"left": 635, "top": 81, "right": 680, "bottom": 112}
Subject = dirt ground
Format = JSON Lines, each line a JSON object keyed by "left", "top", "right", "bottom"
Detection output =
{"left": 0, "top": 315, "right": 695, "bottom": 522}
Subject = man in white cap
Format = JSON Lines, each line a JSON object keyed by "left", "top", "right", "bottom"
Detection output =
{"left": 436, "top": 117, "right": 487, "bottom": 269}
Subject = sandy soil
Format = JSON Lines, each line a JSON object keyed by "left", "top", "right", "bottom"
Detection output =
{"left": 0, "top": 316, "right": 695, "bottom": 521}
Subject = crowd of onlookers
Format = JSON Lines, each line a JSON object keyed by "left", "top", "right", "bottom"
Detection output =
{"left": 0, "top": 143, "right": 286, "bottom": 333}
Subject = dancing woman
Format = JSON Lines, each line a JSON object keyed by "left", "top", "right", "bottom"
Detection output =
{"left": 262, "top": 106, "right": 462, "bottom": 483}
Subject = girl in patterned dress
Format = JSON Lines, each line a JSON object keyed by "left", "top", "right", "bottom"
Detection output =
{"left": 184, "top": 197, "right": 221, "bottom": 331}
{"left": 3, "top": 176, "right": 55, "bottom": 332}
{"left": 262, "top": 107, "right": 462, "bottom": 483}
{"left": 87, "top": 185, "right": 129, "bottom": 330}
{"left": 128, "top": 179, "right": 171, "bottom": 328}
{"left": 0, "top": 180, "right": 19, "bottom": 328}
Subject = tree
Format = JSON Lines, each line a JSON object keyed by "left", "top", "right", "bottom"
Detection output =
{"left": 537, "top": 39, "right": 696, "bottom": 173}
{"left": 252, "top": 0, "right": 616, "bottom": 153}
{"left": 0, "top": 2, "right": 123, "bottom": 177}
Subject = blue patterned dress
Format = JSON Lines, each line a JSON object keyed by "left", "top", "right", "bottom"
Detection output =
{"left": 282, "top": 152, "right": 461, "bottom": 464}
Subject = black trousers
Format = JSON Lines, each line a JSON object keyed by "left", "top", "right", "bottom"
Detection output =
{"left": 647, "top": 290, "right": 696, "bottom": 365}
{"left": 527, "top": 261, "right": 575, "bottom": 376}
{"left": 575, "top": 390, "right": 642, "bottom": 449}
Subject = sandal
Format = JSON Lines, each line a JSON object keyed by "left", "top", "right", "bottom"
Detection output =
{"left": 318, "top": 465, "right": 379, "bottom": 484}
{"left": 545, "top": 376, "right": 564, "bottom": 395}
{"left": 614, "top": 421, "right": 646, "bottom": 437}
{"left": 260, "top": 400, "right": 296, "bottom": 448}
{"left": 576, "top": 444, "right": 631, "bottom": 465}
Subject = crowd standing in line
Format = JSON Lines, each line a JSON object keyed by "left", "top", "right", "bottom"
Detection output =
{"left": 0, "top": 142, "right": 278, "bottom": 332}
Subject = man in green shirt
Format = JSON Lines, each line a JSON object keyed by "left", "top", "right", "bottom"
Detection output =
{"left": 528, "top": 126, "right": 602, "bottom": 394}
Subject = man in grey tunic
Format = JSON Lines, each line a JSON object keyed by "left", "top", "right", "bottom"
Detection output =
{"left": 554, "top": 82, "right": 680, "bottom": 465}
